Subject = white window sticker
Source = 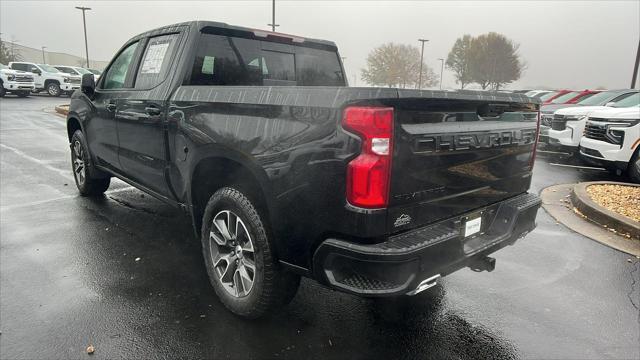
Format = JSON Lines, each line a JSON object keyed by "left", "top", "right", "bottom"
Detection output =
{"left": 140, "top": 42, "right": 170, "bottom": 74}
{"left": 464, "top": 217, "right": 482, "bottom": 237}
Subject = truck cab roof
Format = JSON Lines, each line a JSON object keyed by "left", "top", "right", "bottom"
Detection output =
{"left": 130, "top": 20, "right": 338, "bottom": 50}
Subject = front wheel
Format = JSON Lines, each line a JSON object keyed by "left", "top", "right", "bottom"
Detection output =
{"left": 201, "top": 187, "right": 300, "bottom": 318}
{"left": 0, "top": 85, "right": 5, "bottom": 98}
{"left": 70, "top": 130, "right": 110, "bottom": 196}
{"left": 47, "top": 82, "right": 61, "bottom": 97}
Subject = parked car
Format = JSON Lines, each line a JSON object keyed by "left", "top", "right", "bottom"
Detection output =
{"left": 547, "top": 90, "right": 639, "bottom": 152}
{"left": 579, "top": 106, "right": 640, "bottom": 182}
{"left": 542, "top": 89, "right": 572, "bottom": 104}
{"left": 54, "top": 65, "right": 98, "bottom": 82}
{"left": 8, "top": 62, "right": 80, "bottom": 96}
{"left": 0, "top": 63, "right": 35, "bottom": 97}
{"left": 525, "top": 89, "right": 553, "bottom": 98}
{"left": 87, "top": 68, "right": 102, "bottom": 80}
{"left": 539, "top": 90, "right": 603, "bottom": 142}
{"left": 66, "top": 21, "right": 542, "bottom": 318}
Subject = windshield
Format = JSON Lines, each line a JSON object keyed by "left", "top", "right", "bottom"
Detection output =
{"left": 551, "top": 91, "right": 579, "bottom": 104}
{"left": 37, "top": 64, "right": 61, "bottom": 73}
{"left": 0, "top": 64, "right": 8, "bottom": 70}
{"left": 577, "top": 91, "right": 618, "bottom": 106}
{"left": 539, "top": 91, "right": 558, "bottom": 101}
{"left": 612, "top": 93, "right": 640, "bottom": 107}
{"left": 56, "top": 66, "right": 79, "bottom": 75}
{"left": 75, "top": 67, "right": 92, "bottom": 75}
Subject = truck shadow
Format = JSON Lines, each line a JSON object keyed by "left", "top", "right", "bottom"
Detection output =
{"left": 70, "top": 192, "right": 519, "bottom": 359}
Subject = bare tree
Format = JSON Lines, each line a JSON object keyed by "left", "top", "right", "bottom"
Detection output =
{"left": 469, "top": 32, "right": 523, "bottom": 90}
{"left": 445, "top": 34, "right": 473, "bottom": 89}
{"left": 0, "top": 39, "right": 21, "bottom": 64}
{"left": 361, "top": 42, "right": 437, "bottom": 88}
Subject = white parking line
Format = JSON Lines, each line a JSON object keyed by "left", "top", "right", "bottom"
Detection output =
{"left": 538, "top": 150, "right": 572, "bottom": 155}
{"left": 548, "top": 163, "right": 606, "bottom": 171}
{"left": 0, "top": 186, "right": 136, "bottom": 211}
{"left": 0, "top": 143, "right": 74, "bottom": 180}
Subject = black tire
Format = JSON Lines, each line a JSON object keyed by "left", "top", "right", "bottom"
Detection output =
{"left": 46, "top": 82, "right": 61, "bottom": 97}
{"left": 70, "top": 130, "right": 110, "bottom": 196}
{"left": 0, "top": 84, "right": 5, "bottom": 98}
{"left": 201, "top": 187, "right": 300, "bottom": 319}
{"left": 16, "top": 91, "right": 29, "bottom": 98}
{"left": 628, "top": 150, "right": 640, "bottom": 184}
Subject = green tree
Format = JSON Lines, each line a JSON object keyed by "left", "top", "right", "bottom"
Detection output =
{"left": 445, "top": 34, "right": 473, "bottom": 89}
{"left": 468, "top": 32, "right": 523, "bottom": 90}
{"left": 361, "top": 42, "right": 437, "bottom": 88}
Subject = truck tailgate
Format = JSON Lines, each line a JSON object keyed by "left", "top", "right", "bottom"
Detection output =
{"left": 387, "top": 94, "right": 539, "bottom": 232}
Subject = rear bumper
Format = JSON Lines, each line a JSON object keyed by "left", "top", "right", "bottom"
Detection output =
{"left": 313, "top": 192, "right": 541, "bottom": 296}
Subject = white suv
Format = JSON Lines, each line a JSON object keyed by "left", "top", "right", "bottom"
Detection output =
{"left": 548, "top": 92, "right": 639, "bottom": 152}
{"left": 8, "top": 62, "right": 81, "bottom": 97}
{"left": 579, "top": 106, "right": 640, "bottom": 183}
{"left": 0, "top": 63, "right": 35, "bottom": 97}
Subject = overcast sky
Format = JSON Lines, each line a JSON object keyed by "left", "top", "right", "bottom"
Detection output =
{"left": 1, "top": 0, "right": 639, "bottom": 89}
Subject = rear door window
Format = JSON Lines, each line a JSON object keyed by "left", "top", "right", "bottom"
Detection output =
{"left": 135, "top": 33, "right": 180, "bottom": 89}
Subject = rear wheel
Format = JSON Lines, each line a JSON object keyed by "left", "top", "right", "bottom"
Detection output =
{"left": 628, "top": 150, "right": 640, "bottom": 184}
{"left": 201, "top": 187, "right": 299, "bottom": 318}
{"left": 70, "top": 130, "right": 110, "bottom": 196}
{"left": 47, "top": 82, "right": 61, "bottom": 97}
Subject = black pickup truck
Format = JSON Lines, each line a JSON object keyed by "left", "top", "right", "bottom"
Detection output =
{"left": 67, "top": 21, "right": 541, "bottom": 318}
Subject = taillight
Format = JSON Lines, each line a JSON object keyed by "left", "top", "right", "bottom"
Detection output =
{"left": 342, "top": 106, "right": 394, "bottom": 208}
{"left": 529, "top": 110, "right": 541, "bottom": 169}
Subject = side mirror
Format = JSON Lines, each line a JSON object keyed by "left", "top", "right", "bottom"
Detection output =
{"left": 605, "top": 102, "right": 616, "bottom": 107}
{"left": 81, "top": 73, "right": 95, "bottom": 96}
{"left": 31, "top": 67, "right": 41, "bottom": 75}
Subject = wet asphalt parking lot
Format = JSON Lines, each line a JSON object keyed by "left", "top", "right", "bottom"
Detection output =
{"left": 1, "top": 95, "right": 639, "bottom": 360}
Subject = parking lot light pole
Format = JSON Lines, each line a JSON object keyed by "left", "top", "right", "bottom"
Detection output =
{"left": 75, "top": 6, "right": 91, "bottom": 68}
{"left": 418, "top": 39, "right": 429, "bottom": 89}
{"left": 438, "top": 58, "right": 444, "bottom": 90}
{"left": 632, "top": 40, "right": 640, "bottom": 89}
{"left": 267, "top": 0, "right": 279, "bottom": 32}
{"left": 41, "top": 46, "right": 46, "bottom": 63}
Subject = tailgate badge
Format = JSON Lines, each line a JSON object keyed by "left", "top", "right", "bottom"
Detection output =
{"left": 394, "top": 214, "right": 412, "bottom": 227}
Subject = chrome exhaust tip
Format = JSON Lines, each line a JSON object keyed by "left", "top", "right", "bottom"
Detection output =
{"left": 406, "top": 274, "right": 441, "bottom": 296}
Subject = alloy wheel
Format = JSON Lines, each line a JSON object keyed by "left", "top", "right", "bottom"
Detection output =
{"left": 209, "top": 210, "right": 256, "bottom": 298}
{"left": 48, "top": 84, "right": 59, "bottom": 96}
{"left": 72, "top": 140, "right": 85, "bottom": 185}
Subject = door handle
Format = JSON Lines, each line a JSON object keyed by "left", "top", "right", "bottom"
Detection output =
{"left": 106, "top": 103, "right": 117, "bottom": 112}
{"left": 145, "top": 106, "right": 162, "bottom": 116}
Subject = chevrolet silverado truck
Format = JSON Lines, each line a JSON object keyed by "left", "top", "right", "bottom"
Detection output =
{"left": 0, "top": 63, "right": 35, "bottom": 97}
{"left": 66, "top": 21, "right": 542, "bottom": 318}
{"left": 9, "top": 62, "right": 81, "bottom": 96}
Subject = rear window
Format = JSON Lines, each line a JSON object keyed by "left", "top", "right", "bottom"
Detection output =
{"left": 189, "top": 33, "right": 345, "bottom": 87}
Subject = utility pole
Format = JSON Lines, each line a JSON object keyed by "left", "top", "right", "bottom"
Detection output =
{"left": 418, "top": 39, "right": 429, "bottom": 89}
{"left": 632, "top": 39, "right": 640, "bottom": 89}
{"left": 267, "top": 0, "right": 279, "bottom": 32}
{"left": 437, "top": 58, "right": 444, "bottom": 90}
{"left": 41, "top": 46, "right": 47, "bottom": 63}
{"left": 75, "top": 6, "right": 91, "bottom": 68}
